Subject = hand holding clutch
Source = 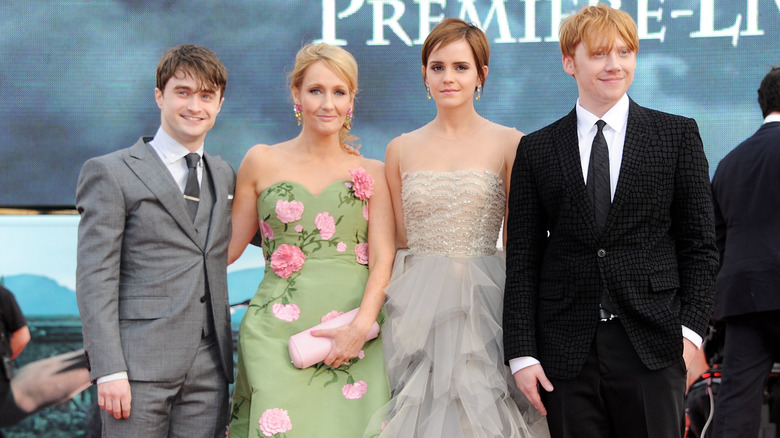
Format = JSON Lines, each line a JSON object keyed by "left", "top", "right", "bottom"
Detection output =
{"left": 288, "top": 308, "right": 380, "bottom": 369}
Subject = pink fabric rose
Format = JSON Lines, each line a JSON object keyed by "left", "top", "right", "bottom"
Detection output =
{"left": 342, "top": 380, "right": 368, "bottom": 400}
{"left": 275, "top": 200, "right": 304, "bottom": 223}
{"left": 314, "top": 212, "right": 336, "bottom": 240}
{"left": 270, "top": 244, "right": 305, "bottom": 278}
{"left": 258, "top": 408, "right": 292, "bottom": 437}
{"left": 294, "top": 224, "right": 303, "bottom": 233}
{"left": 260, "top": 220, "right": 274, "bottom": 240}
{"left": 349, "top": 167, "right": 374, "bottom": 200}
{"left": 272, "top": 303, "right": 300, "bottom": 322}
{"left": 336, "top": 242, "right": 347, "bottom": 253}
{"left": 321, "top": 310, "right": 344, "bottom": 323}
{"left": 362, "top": 204, "right": 369, "bottom": 221}
{"left": 355, "top": 242, "right": 369, "bottom": 265}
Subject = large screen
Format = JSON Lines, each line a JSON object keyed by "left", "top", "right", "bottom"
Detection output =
{"left": 1, "top": 0, "right": 777, "bottom": 207}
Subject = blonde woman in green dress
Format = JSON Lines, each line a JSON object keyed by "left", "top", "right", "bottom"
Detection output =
{"left": 227, "top": 43, "right": 393, "bottom": 438}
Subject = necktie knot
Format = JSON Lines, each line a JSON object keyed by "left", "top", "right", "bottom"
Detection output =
{"left": 595, "top": 119, "right": 606, "bottom": 132}
{"left": 185, "top": 153, "right": 200, "bottom": 169}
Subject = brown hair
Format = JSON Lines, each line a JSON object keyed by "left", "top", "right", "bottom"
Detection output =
{"left": 156, "top": 44, "right": 228, "bottom": 98}
{"left": 289, "top": 43, "right": 360, "bottom": 152}
{"left": 421, "top": 18, "right": 490, "bottom": 91}
{"left": 559, "top": 3, "right": 639, "bottom": 58}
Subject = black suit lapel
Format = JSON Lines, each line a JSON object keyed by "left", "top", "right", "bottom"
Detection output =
{"left": 555, "top": 109, "right": 605, "bottom": 238}
{"left": 610, "top": 99, "right": 652, "bottom": 229}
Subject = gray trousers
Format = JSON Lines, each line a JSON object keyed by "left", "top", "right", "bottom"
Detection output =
{"left": 101, "top": 334, "right": 229, "bottom": 438}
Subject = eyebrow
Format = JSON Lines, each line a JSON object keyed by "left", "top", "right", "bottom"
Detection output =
{"left": 174, "top": 85, "right": 217, "bottom": 94}
{"left": 429, "top": 59, "right": 473, "bottom": 65}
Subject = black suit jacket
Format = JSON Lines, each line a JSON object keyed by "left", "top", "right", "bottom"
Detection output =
{"left": 711, "top": 121, "right": 780, "bottom": 320}
{"left": 503, "top": 99, "right": 718, "bottom": 379}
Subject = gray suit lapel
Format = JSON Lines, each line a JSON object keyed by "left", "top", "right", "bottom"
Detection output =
{"left": 123, "top": 138, "right": 203, "bottom": 249}
{"left": 202, "top": 153, "right": 228, "bottom": 253}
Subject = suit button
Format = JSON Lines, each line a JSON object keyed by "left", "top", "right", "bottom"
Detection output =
{"left": 200, "top": 296, "right": 207, "bottom": 303}
{"left": 597, "top": 249, "right": 606, "bottom": 258}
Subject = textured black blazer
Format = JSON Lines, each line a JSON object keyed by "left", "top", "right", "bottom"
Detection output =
{"left": 711, "top": 121, "right": 780, "bottom": 320}
{"left": 503, "top": 99, "right": 718, "bottom": 379}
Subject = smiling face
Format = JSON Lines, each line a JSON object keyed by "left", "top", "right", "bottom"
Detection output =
{"left": 292, "top": 61, "right": 354, "bottom": 137}
{"left": 563, "top": 37, "right": 636, "bottom": 117}
{"left": 155, "top": 69, "right": 224, "bottom": 151}
{"left": 423, "top": 38, "right": 488, "bottom": 108}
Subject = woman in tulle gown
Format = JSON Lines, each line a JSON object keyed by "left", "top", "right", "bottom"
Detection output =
{"left": 368, "top": 18, "right": 549, "bottom": 437}
{"left": 227, "top": 43, "right": 394, "bottom": 438}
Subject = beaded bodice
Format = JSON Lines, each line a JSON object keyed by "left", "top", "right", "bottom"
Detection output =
{"left": 402, "top": 170, "right": 505, "bottom": 257}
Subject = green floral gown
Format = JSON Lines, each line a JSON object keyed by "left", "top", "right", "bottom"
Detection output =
{"left": 229, "top": 168, "right": 389, "bottom": 438}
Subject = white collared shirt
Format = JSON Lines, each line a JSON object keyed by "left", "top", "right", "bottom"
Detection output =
{"left": 764, "top": 113, "right": 780, "bottom": 124}
{"left": 576, "top": 94, "right": 629, "bottom": 200}
{"left": 148, "top": 126, "right": 204, "bottom": 193}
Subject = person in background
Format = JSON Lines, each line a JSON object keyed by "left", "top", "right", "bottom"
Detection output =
{"left": 0, "top": 284, "right": 30, "bottom": 433}
{"left": 710, "top": 66, "right": 780, "bottom": 438}
{"left": 504, "top": 4, "right": 718, "bottom": 437}
{"left": 76, "top": 44, "right": 235, "bottom": 438}
{"left": 227, "top": 42, "right": 393, "bottom": 438}
{"left": 374, "top": 18, "right": 548, "bottom": 437}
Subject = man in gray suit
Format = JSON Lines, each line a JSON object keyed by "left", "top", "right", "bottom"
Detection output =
{"left": 76, "top": 44, "right": 235, "bottom": 438}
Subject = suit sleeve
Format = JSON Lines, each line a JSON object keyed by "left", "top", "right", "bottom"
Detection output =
{"left": 670, "top": 118, "right": 719, "bottom": 337}
{"left": 75, "top": 157, "right": 128, "bottom": 380}
{"left": 503, "top": 136, "right": 547, "bottom": 363}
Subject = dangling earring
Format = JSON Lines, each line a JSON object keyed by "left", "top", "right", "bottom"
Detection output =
{"left": 425, "top": 84, "right": 431, "bottom": 100}
{"left": 345, "top": 107, "right": 353, "bottom": 131}
{"left": 293, "top": 104, "right": 302, "bottom": 126}
{"left": 475, "top": 84, "right": 482, "bottom": 101}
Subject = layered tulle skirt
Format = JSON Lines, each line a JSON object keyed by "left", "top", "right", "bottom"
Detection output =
{"left": 366, "top": 250, "right": 549, "bottom": 437}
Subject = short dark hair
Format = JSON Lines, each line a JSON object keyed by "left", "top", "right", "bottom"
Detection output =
{"left": 421, "top": 18, "right": 490, "bottom": 91}
{"left": 156, "top": 44, "right": 227, "bottom": 98}
{"left": 757, "top": 66, "right": 780, "bottom": 118}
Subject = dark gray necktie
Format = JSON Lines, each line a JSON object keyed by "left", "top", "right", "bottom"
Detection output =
{"left": 587, "top": 120, "right": 610, "bottom": 230}
{"left": 184, "top": 153, "right": 200, "bottom": 222}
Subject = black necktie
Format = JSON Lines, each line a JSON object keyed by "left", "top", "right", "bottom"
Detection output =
{"left": 587, "top": 120, "right": 610, "bottom": 230}
{"left": 184, "top": 153, "right": 200, "bottom": 222}
{"left": 588, "top": 120, "right": 616, "bottom": 314}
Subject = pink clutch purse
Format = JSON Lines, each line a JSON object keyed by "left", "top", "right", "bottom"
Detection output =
{"left": 288, "top": 308, "right": 380, "bottom": 369}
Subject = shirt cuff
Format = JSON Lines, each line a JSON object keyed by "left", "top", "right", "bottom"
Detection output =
{"left": 509, "top": 356, "right": 541, "bottom": 375}
{"left": 682, "top": 325, "right": 703, "bottom": 349}
{"left": 97, "top": 372, "right": 128, "bottom": 384}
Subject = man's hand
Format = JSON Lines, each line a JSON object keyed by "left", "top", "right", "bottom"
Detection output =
{"left": 98, "top": 379, "right": 132, "bottom": 419}
{"left": 513, "top": 363, "right": 554, "bottom": 416}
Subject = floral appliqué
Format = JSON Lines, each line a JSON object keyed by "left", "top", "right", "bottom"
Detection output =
{"left": 258, "top": 408, "right": 292, "bottom": 437}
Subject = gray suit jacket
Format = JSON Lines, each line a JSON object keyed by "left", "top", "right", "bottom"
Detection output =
{"left": 76, "top": 137, "right": 235, "bottom": 383}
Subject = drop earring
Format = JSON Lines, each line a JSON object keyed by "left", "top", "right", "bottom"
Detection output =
{"left": 294, "top": 104, "right": 302, "bottom": 126}
{"left": 475, "top": 84, "right": 482, "bottom": 101}
{"left": 425, "top": 84, "right": 431, "bottom": 100}
{"left": 345, "top": 107, "right": 353, "bottom": 131}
